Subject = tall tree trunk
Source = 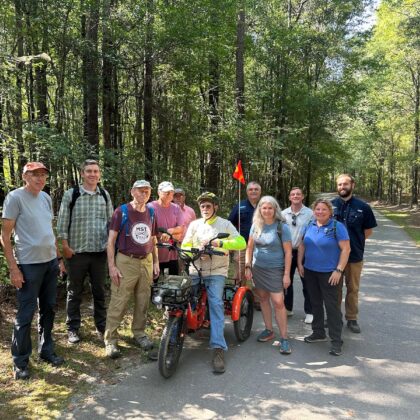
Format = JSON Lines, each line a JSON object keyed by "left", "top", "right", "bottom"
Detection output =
{"left": 410, "top": 65, "right": 419, "bottom": 207}
{"left": 35, "top": 32, "right": 50, "bottom": 126}
{"left": 134, "top": 73, "right": 143, "bottom": 149}
{"left": 206, "top": 56, "right": 221, "bottom": 191}
{"left": 0, "top": 98, "right": 4, "bottom": 204}
{"left": 82, "top": 0, "right": 100, "bottom": 151}
{"left": 14, "top": 0, "right": 26, "bottom": 175}
{"left": 102, "top": 0, "right": 116, "bottom": 150}
{"left": 144, "top": 0, "right": 154, "bottom": 181}
{"left": 235, "top": 1, "right": 246, "bottom": 159}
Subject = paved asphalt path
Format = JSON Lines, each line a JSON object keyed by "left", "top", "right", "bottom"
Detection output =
{"left": 67, "top": 211, "right": 420, "bottom": 420}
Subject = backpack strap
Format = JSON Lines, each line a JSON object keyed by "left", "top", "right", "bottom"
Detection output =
{"left": 115, "top": 204, "right": 129, "bottom": 254}
{"left": 98, "top": 186, "right": 109, "bottom": 205}
{"left": 277, "top": 221, "right": 283, "bottom": 243}
{"left": 148, "top": 205, "right": 155, "bottom": 226}
{"left": 68, "top": 185, "right": 81, "bottom": 233}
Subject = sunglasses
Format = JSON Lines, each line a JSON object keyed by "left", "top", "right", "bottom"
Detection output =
{"left": 291, "top": 214, "right": 297, "bottom": 226}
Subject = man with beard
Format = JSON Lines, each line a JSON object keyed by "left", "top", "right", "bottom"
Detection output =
{"left": 331, "top": 174, "right": 377, "bottom": 334}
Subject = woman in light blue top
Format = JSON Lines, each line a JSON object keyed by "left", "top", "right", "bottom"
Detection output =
{"left": 245, "top": 196, "right": 292, "bottom": 355}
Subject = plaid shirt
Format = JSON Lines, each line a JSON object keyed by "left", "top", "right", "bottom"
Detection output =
{"left": 57, "top": 185, "right": 113, "bottom": 252}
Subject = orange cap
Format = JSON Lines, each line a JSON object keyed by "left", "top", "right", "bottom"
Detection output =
{"left": 23, "top": 162, "right": 49, "bottom": 174}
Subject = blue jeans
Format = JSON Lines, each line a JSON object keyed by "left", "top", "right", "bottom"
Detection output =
{"left": 12, "top": 259, "right": 59, "bottom": 369}
{"left": 192, "top": 275, "right": 227, "bottom": 351}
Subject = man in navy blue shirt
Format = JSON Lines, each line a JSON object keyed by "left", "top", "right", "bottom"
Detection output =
{"left": 228, "top": 182, "right": 261, "bottom": 289}
{"left": 331, "top": 174, "right": 377, "bottom": 334}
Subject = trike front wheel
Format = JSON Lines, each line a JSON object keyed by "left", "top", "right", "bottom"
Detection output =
{"left": 158, "top": 315, "right": 185, "bottom": 378}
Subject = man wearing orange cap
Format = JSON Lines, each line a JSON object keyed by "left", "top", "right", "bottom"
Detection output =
{"left": 1, "top": 162, "right": 66, "bottom": 380}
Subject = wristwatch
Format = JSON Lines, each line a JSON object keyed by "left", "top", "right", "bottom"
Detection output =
{"left": 335, "top": 268, "right": 343, "bottom": 273}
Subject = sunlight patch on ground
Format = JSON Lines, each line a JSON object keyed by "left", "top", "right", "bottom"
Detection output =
{"left": 181, "top": 404, "right": 217, "bottom": 419}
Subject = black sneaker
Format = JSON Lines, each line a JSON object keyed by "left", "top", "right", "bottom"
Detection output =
{"left": 347, "top": 320, "right": 361, "bottom": 333}
{"left": 329, "top": 345, "right": 342, "bottom": 356}
{"left": 40, "top": 353, "right": 65, "bottom": 367}
{"left": 304, "top": 333, "right": 328, "bottom": 343}
{"left": 14, "top": 366, "right": 30, "bottom": 380}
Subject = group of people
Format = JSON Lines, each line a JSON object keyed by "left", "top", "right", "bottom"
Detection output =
{"left": 0, "top": 159, "right": 376, "bottom": 380}
{"left": 240, "top": 178, "right": 376, "bottom": 358}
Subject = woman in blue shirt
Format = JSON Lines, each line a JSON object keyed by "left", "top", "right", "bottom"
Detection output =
{"left": 245, "top": 196, "right": 292, "bottom": 355}
{"left": 297, "top": 199, "right": 350, "bottom": 356}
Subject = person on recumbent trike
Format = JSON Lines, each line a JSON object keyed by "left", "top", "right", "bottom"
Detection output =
{"left": 181, "top": 192, "right": 246, "bottom": 374}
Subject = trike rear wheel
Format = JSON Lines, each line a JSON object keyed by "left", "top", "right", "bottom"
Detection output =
{"left": 234, "top": 290, "right": 254, "bottom": 341}
{"left": 158, "top": 315, "right": 185, "bottom": 378}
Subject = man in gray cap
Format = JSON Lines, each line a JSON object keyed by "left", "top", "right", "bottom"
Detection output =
{"left": 173, "top": 188, "right": 196, "bottom": 238}
{"left": 148, "top": 181, "right": 184, "bottom": 276}
{"left": 104, "top": 180, "right": 159, "bottom": 359}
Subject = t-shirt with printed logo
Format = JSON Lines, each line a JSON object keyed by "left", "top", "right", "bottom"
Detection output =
{"left": 109, "top": 204, "right": 157, "bottom": 256}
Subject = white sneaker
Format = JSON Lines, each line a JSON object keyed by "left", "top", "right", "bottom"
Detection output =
{"left": 304, "top": 314, "right": 313, "bottom": 324}
{"left": 105, "top": 343, "right": 120, "bottom": 359}
{"left": 286, "top": 310, "right": 294, "bottom": 317}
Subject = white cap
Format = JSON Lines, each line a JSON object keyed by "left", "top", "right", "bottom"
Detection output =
{"left": 158, "top": 181, "right": 174, "bottom": 192}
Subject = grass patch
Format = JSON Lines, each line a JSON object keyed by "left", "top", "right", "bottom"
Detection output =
{"left": 374, "top": 205, "right": 420, "bottom": 246}
{"left": 0, "top": 292, "right": 165, "bottom": 419}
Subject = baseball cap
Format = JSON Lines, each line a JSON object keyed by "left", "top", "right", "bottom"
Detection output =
{"left": 23, "top": 162, "right": 49, "bottom": 174}
{"left": 158, "top": 181, "right": 174, "bottom": 192}
{"left": 132, "top": 180, "right": 152, "bottom": 189}
{"left": 174, "top": 188, "right": 185, "bottom": 195}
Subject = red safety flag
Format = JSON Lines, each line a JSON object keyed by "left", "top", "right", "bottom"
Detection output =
{"left": 233, "top": 160, "right": 245, "bottom": 185}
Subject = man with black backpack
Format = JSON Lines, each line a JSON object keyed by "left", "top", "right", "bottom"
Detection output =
{"left": 57, "top": 159, "right": 113, "bottom": 344}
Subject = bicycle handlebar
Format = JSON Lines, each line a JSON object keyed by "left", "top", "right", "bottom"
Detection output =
{"left": 157, "top": 229, "right": 228, "bottom": 262}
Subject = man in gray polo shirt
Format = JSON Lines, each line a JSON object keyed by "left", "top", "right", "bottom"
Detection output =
{"left": 1, "top": 162, "right": 66, "bottom": 380}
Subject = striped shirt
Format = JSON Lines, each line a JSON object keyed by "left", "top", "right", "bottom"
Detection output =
{"left": 57, "top": 185, "right": 113, "bottom": 252}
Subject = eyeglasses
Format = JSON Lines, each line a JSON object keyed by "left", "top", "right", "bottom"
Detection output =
{"left": 291, "top": 214, "right": 297, "bottom": 226}
{"left": 28, "top": 172, "right": 49, "bottom": 179}
{"left": 200, "top": 204, "right": 213, "bottom": 209}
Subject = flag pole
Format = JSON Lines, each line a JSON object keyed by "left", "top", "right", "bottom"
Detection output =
{"left": 232, "top": 160, "right": 245, "bottom": 286}
{"left": 238, "top": 179, "right": 242, "bottom": 285}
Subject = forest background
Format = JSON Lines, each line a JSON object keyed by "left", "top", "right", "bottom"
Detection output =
{"left": 0, "top": 0, "right": 419, "bottom": 214}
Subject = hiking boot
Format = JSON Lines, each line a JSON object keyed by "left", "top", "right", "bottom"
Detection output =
{"left": 68, "top": 330, "right": 80, "bottom": 344}
{"left": 212, "top": 348, "right": 225, "bottom": 374}
{"left": 135, "top": 335, "right": 154, "bottom": 351}
{"left": 40, "top": 353, "right": 65, "bottom": 367}
{"left": 286, "top": 310, "right": 294, "bottom": 317}
{"left": 304, "top": 333, "right": 327, "bottom": 343}
{"left": 105, "top": 343, "right": 121, "bottom": 359}
{"left": 257, "top": 329, "right": 275, "bottom": 342}
{"left": 304, "top": 314, "right": 313, "bottom": 324}
{"left": 347, "top": 320, "right": 361, "bottom": 333}
{"left": 329, "top": 345, "right": 343, "bottom": 356}
{"left": 279, "top": 338, "right": 292, "bottom": 355}
{"left": 14, "top": 366, "right": 30, "bottom": 380}
{"left": 148, "top": 348, "right": 159, "bottom": 361}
